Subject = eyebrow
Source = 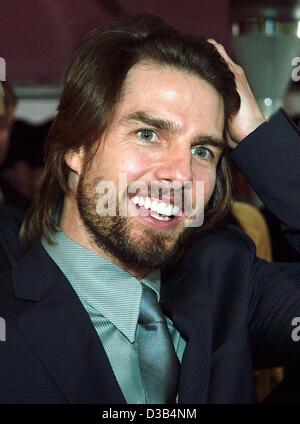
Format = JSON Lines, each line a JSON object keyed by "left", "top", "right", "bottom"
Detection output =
{"left": 122, "top": 111, "right": 226, "bottom": 150}
{"left": 123, "top": 111, "right": 181, "bottom": 135}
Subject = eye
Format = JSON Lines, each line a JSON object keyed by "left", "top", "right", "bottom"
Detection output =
{"left": 136, "top": 129, "right": 158, "bottom": 143}
{"left": 191, "top": 145, "right": 214, "bottom": 160}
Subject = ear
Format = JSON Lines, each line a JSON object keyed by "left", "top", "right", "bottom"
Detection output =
{"left": 65, "top": 147, "right": 85, "bottom": 176}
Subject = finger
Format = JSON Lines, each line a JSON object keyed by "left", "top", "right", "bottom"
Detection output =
{"left": 226, "top": 131, "right": 238, "bottom": 149}
{"left": 207, "top": 39, "right": 236, "bottom": 67}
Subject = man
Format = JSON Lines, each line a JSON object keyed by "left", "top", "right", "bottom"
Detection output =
{"left": 0, "top": 84, "right": 23, "bottom": 272}
{"left": 1, "top": 14, "right": 300, "bottom": 403}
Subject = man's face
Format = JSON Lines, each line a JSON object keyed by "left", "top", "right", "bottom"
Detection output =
{"left": 72, "top": 62, "right": 225, "bottom": 271}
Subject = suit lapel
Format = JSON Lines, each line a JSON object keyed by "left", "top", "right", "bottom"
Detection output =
{"left": 13, "top": 241, "right": 212, "bottom": 404}
{"left": 13, "top": 242, "right": 126, "bottom": 404}
{"left": 161, "top": 254, "right": 212, "bottom": 404}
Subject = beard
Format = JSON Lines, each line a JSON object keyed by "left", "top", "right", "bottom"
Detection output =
{"left": 76, "top": 174, "right": 191, "bottom": 272}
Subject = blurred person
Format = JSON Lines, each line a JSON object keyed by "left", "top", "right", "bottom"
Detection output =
{"left": 0, "top": 84, "right": 23, "bottom": 272}
{"left": 1, "top": 120, "right": 51, "bottom": 210}
{"left": 0, "top": 82, "right": 16, "bottom": 170}
{"left": 0, "top": 81, "right": 19, "bottom": 206}
{"left": 0, "top": 82, "right": 17, "bottom": 170}
{"left": 0, "top": 82, "right": 48, "bottom": 212}
{"left": 1, "top": 15, "right": 300, "bottom": 404}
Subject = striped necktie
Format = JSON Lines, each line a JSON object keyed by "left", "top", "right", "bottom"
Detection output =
{"left": 137, "top": 285, "right": 180, "bottom": 403}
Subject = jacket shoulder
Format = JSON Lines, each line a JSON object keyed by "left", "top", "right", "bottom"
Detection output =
{"left": 186, "top": 223, "right": 257, "bottom": 263}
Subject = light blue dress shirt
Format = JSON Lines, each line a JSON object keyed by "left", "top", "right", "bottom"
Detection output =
{"left": 42, "top": 230, "right": 186, "bottom": 403}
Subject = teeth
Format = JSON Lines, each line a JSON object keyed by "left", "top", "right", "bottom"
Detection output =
{"left": 149, "top": 211, "right": 171, "bottom": 221}
{"left": 131, "top": 196, "right": 181, "bottom": 217}
{"left": 150, "top": 200, "right": 158, "bottom": 212}
{"left": 132, "top": 196, "right": 139, "bottom": 205}
{"left": 157, "top": 202, "right": 167, "bottom": 215}
{"left": 144, "top": 197, "right": 151, "bottom": 209}
{"left": 165, "top": 204, "right": 173, "bottom": 216}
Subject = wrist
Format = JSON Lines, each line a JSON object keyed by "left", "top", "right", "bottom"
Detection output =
{"left": 242, "top": 116, "right": 266, "bottom": 140}
{"left": 232, "top": 116, "right": 266, "bottom": 146}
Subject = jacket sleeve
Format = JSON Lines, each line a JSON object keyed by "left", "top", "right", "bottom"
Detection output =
{"left": 247, "top": 255, "right": 300, "bottom": 368}
{"left": 231, "top": 109, "right": 300, "bottom": 234}
{"left": 231, "top": 109, "right": 300, "bottom": 367}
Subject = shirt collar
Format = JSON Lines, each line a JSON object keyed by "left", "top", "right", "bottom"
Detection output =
{"left": 42, "top": 230, "right": 160, "bottom": 343}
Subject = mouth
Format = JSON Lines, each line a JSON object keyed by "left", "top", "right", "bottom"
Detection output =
{"left": 129, "top": 195, "right": 183, "bottom": 229}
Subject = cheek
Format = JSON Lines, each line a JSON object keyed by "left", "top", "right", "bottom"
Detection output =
{"left": 204, "top": 172, "right": 217, "bottom": 203}
{"left": 87, "top": 145, "right": 151, "bottom": 201}
{"left": 110, "top": 148, "right": 150, "bottom": 183}
{"left": 193, "top": 168, "right": 216, "bottom": 206}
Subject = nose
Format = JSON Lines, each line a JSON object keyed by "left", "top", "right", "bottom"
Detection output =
{"left": 154, "top": 143, "right": 192, "bottom": 184}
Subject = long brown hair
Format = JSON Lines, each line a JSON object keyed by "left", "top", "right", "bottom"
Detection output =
{"left": 20, "top": 14, "right": 240, "bottom": 250}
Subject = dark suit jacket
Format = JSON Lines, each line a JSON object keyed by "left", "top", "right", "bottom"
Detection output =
{"left": 1, "top": 109, "right": 300, "bottom": 404}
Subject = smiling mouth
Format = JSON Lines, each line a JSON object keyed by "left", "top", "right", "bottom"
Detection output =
{"left": 131, "top": 195, "right": 181, "bottom": 222}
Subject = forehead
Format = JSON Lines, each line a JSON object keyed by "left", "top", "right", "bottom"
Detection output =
{"left": 114, "top": 61, "right": 225, "bottom": 138}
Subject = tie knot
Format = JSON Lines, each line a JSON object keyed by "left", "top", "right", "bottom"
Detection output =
{"left": 138, "top": 285, "right": 165, "bottom": 326}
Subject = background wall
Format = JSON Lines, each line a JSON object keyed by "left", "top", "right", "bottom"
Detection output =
{"left": 1, "top": 0, "right": 299, "bottom": 122}
{"left": 0, "top": 0, "right": 230, "bottom": 85}
{"left": 0, "top": 0, "right": 231, "bottom": 122}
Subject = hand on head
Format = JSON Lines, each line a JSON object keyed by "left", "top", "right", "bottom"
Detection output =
{"left": 207, "top": 39, "right": 266, "bottom": 147}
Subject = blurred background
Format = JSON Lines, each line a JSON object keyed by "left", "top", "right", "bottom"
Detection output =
{"left": 1, "top": 0, "right": 299, "bottom": 121}
{"left": 1, "top": 0, "right": 230, "bottom": 123}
